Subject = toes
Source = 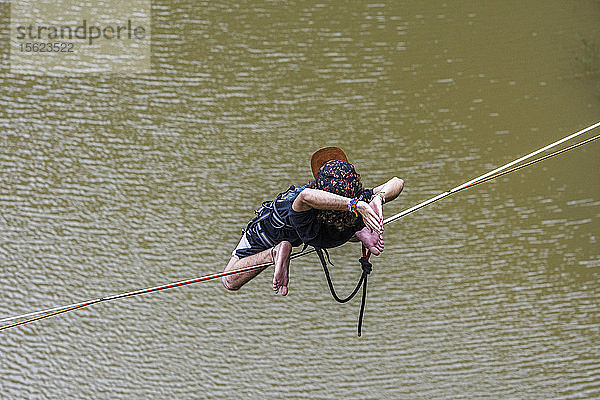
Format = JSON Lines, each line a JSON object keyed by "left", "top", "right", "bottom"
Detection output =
{"left": 273, "top": 277, "right": 289, "bottom": 295}
{"left": 273, "top": 283, "right": 288, "bottom": 295}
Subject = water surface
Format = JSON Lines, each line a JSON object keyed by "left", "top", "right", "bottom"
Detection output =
{"left": 1, "top": 1, "right": 599, "bottom": 399}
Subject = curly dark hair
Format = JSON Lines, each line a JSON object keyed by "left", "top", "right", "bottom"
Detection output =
{"left": 306, "top": 178, "right": 364, "bottom": 231}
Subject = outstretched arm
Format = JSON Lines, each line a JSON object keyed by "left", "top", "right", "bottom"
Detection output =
{"left": 368, "top": 177, "right": 404, "bottom": 222}
{"left": 353, "top": 177, "right": 404, "bottom": 255}
{"left": 373, "top": 177, "right": 404, "bottom": 204}
{"left": 292, "top": 188, "right": 383, "bottom": 233}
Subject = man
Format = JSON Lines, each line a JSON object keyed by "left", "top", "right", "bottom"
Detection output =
{"left": 222, "top": 147, "right": 404, "bottom": 296}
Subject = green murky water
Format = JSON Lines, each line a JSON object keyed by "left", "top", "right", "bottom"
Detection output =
{"left": 1, "top": 1, "right": 599, "bottom": 399}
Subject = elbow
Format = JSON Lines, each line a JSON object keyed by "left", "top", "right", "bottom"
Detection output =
{"left": 297, "top": 189, "right": 311, "bottom": 205}
{"left": 386, "top": 177, "right": 404, "bottom": 201}
{"left": 392, "top": 177, "right": 404, "bottom": 191}
{"left": 293, "top": 189, "right": 314, "bottom": 211}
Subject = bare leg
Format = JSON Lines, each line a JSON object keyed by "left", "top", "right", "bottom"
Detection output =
{"left": 272, "top": 241, "right": 292, "bottom": 296}
{"left": 221, "top": 241, "right": 293, "bottom": 293}
{"left": 221, "top": 248, "right": 274, "bottom": 291}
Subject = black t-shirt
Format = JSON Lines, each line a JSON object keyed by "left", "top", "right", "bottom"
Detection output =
{"left": 289, "top": 207, "right": 364, "bottom": 248}
{"left": 260, "top": 186, "right": 369, "bottom": 249}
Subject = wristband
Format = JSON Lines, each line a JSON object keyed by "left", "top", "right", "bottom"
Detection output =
{"left": 347, "top": 198, "right": 359, "bottom": 216}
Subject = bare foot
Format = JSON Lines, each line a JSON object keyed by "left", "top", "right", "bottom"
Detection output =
{"left": 272, "top": 241, "right": 292, "bottom": 296}
{"left": 355, "top": 226, "right": 384, "bottom": 255}
{"left": 355, "top": 198, "right": 385, "bottom": 255}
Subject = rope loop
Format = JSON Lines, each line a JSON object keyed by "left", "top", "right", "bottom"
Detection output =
{"left": 359, "top": 256, "right": 372, "bottom": 275}
{"left": 315, "top": 245, "right": 372, "bottom": 336}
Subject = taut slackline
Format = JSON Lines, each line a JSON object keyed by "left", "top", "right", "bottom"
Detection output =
{"left": 1, "top": 121, "right": 599, "bottom": 332}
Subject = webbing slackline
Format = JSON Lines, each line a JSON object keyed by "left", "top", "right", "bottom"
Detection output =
{"left": 1, "top": 121, "right": 599, "bottom": 333}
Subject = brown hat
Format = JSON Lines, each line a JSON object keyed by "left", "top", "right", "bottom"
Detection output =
{"left": 310, "top": 147, "right": 348, "bottom": 178}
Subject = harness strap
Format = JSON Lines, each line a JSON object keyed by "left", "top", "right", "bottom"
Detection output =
{"left": 271, "top": 186, "right": 296, "bottom": 229}
{"left": 246, "top": 186, "right": 296, "bottom": 235}
{"left": 243, "top": 186, "right": 299, "bottom": 249}
{"left": 315, "top": 245, "right": 372, "bottom": 336}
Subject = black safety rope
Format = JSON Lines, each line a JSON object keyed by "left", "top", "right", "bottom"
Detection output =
{"left": 315, "top": 245, "right": 373, "bottom": 336}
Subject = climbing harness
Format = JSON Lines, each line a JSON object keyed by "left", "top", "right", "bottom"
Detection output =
{"left": 244, "top": 186, "right": 299, "bottom": 248}
{"left": 1, "top": 122, "right": 599, "bottom": 333}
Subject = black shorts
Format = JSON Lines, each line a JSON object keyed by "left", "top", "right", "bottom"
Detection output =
{"left": 232, "top": 222, "right": 276, "bottom": 258}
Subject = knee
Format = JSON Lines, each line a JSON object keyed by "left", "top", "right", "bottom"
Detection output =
{"left": 221, "top": 276, "right": 240, "bottom": 291}
{"left": 276, "top": 240, "right": 292, "bottom": 252}
{"left": 272, "top": 241, "right": 292, "bottom": 260}
{"left": 394, "top": 177, "right": 404, "bottom": 189}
